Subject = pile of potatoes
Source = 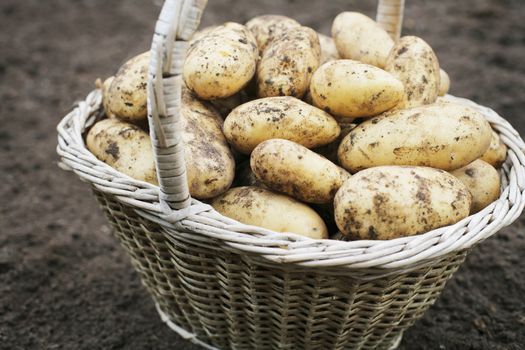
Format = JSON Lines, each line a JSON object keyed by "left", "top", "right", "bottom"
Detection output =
{"left": 87, "top": 12, "right": 506, "bottom": 241}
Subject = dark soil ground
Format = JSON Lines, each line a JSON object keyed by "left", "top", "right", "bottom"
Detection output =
{"left": 1, "top": 0, "right": 524, "bottom": 349}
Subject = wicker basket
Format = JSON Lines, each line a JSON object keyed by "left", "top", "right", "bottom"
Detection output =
{"left": 56, "top": 0, "right": 525, "bottom": 349}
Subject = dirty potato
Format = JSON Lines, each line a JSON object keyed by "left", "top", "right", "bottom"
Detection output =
{"left": 338, "top": 102, "right": 492, "bottom": 172}
{"left": 480, "top": 130, "right": 507, "bottom": 168}
{"left": 385, "top": 36, "right": 441, "bottom": 108}
{"left": 439, "top": 68, "right": 450, "bottom": 96}
{"left": 450, "top": 160, "right": 501, "bottom": 213}
{"left": 332, "top": 12, "right": 394, "bottom": 68}
{"left": 86, "top": 118, "right": 157, "bottom": 184}
{"left": 184, "top": 22, "right": 258, "bottom": 100}
{"left": 181, "top": 89, "right": 235, "bottom": 199}
{"left": 106, "top": 52, "right": 149, "bottom": 122}
{"left": 257, "top": 26, "right": 321, "bottom": 98}
{"left": 310, "top": 60, "right": 404, "bottom": 121}
{"left": 211, "top": 186, "right": 328, "bottom": 239}
{"left": 334, "top": 166, "right": 472, "bottom": 240}
{"left": 251, "top": 139, "right": 350, "bottom": 204}
{"left": 223, "top": 96, "right": 340, "bottom": 154}
{"left": 101, "top": 76, "right": 115, "bottom": 118}
{"left": 318, "top": 33, "right": 339, "bottom": 64}
{"left": 245, "top": 15, "right": 300, "bottom": 51}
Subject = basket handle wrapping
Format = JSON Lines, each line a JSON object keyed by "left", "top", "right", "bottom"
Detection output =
{"left": 147, "top": 0, "right": 207, "bottom": 210}
{"left": 376, "top": 0, "right": 405, "bottom": 41}
{"left": 148, "top": 0, "right": 405, "bottom": 210}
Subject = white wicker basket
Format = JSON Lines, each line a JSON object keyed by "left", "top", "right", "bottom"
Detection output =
{"left": 56, "top": 0, "right": 525, "bottom": 349}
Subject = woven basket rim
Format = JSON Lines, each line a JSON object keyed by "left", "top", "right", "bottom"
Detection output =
{"left": 56, "top": 90, "right": 525, "bottom": 270}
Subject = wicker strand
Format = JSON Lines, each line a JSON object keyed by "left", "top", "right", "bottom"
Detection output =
{"left": 147, "top": 0, "right": 207, "bottom": 210}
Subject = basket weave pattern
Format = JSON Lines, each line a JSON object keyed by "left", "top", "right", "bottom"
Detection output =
{"left": 56, "top": 0, "right": 525, "bottom": 349}
{"left": 94, "top": 189, "right": 468, "bottom": 350}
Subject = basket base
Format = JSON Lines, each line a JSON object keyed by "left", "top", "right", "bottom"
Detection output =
{"left": 155, "top": 303, "right": 403, "bottom": 350}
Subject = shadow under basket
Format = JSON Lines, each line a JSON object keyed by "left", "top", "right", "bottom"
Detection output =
{"left": 56, "top": 0, "right": 525, "bottom": 349}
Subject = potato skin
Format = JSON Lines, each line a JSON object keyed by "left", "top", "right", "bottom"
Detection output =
{"left": 332, "top": 12, "right": 394, "bottom": 68}
{"left": 450, "top": 160, "right": 501, "bottom": 214}
{"left": 101, "top": 76, "right": 115, "bottom": 118}
{"left": 480, "top": 130, "right": 507, "bottom": 168}
{"left": 439, "top": 68, "right": 450, "bottom": 96}
{"left": 223, "top": 96, "right": 340, "bottom": 154}
{"left": 184, "top": 22, "right": 258, "bottom": 100}
{"left": 318, "top": 33, "right": 339, "bottom": 64}
{"left": 181, "top": 89, "right": 235, "bottom": 199}
{"left": 211, "top": 186, "right": 328, "bottom": 239}
{"left": 334, "top": 166, "right": 472, "bottom": 240}
{"left": 86, "top": 118, "right": 157, "bottom": 185}
{"left": 251, "top": 139, "right": 350, "bottom": 204}
{"left": 338, "top": 102, "right": 493, "bottom": 172}
{"left": 385, "top": 36, "right": 440, "bottom": 108}
{"left": 106, "top": 52, "right": 149, "bottom": 122}
{"left": 310, "top": 60, "right": 404, "bottom": 121}
{"left": 257, "top": 26, "right": 321, "bottom": 98}
{"left": 245, "top": 15, "right": 300, "bottom": 51}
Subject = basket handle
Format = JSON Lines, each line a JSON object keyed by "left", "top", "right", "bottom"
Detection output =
{"left": 147, "top": 0, "right": 207, "bottom": 210}
{"left": 376, "top": 0, "right": 405, "bottom": 41}
{"left": 148, "top": 0, "right": 405, "bottom": 210}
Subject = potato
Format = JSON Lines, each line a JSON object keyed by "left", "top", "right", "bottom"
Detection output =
{"left": 439, "top": 68, "right": 450, "bottom": 96}
{"left": 251, "top": 139, "right": 350, "bottom": 204}
{"left": 245, "top": 15, "right": 301, "bottom": 51}
{"left": 257, "top": 26, "right": 320, "bottom": 98}
{"left": 180, "top": 89, "right": 235, "bottom": 199}
{"left": 385, "top": 36, "right": 440, "bottom": 108}
{"left": 310, "top": 60, "right": 404, "bottom": 121}
{"left": 450, "top": 160, "right": 501, "bottom": 213}
{"left": 212, "top": 186, "right": 328, "bottom": 239}
{"left": 334, "top": 166, "right": 472, "bottom": 240}
{"left": 106, "top": 52, "right": 149, "bottom": 122}
{"left": 86, "top": 119, "right": 157, "bottom": 184}
{"left": 480, "top": 131, "right": 507, "bottom": 168}
{"left": 184, "top": 22, "right": 258, "bottom": 100}
{"left": 88, "top": 91, "right": 234, "bottom": 197}
{"left": 318, "top": 33, "right": 339, "bottom": 64}
{"left": 332, "top": 12, "right": 394, "bottom": 68}
{"left": 101, "top": 76, "right": 115, "bottom": 118}
{"left": 223, "top": 96, "right": 340, "bottom": 154}
{"left": 339, "top": 102, "right": 492, "bottom": 172}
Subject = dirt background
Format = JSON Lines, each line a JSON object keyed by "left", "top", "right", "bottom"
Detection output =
{"left": 1, "top": 0, "right": 524, "bottom": 349}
